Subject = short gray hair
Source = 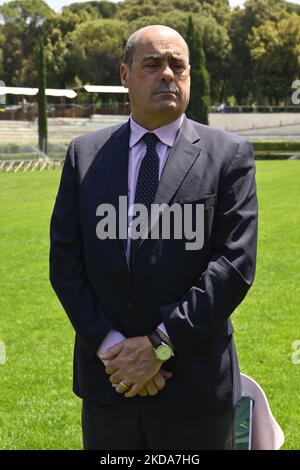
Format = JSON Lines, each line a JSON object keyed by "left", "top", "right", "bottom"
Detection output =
{"left": 123, "top": 32, "right": 137, "bottom": 65}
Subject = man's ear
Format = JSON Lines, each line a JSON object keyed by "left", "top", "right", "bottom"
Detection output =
{"left": 120, "top": 63, "right": 129, "bottom": 88}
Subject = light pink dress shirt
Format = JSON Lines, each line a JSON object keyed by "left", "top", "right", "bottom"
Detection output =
{"left": 97, "top": 113, "right": 184, "bottom": 363}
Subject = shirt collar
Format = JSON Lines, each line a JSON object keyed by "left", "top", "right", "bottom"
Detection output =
{"left": 129, "top": 113, "right": 184, "bottom": 149}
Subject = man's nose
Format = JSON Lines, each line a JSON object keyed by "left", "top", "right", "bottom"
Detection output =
{"left": 160, "top": 63, "right": 174, "bottom": 81}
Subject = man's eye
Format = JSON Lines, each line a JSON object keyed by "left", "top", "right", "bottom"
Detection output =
{"left": 173, "top": 63, "right": 185, "bottom": 70}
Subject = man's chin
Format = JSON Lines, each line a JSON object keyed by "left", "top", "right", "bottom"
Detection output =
{"left": 153, "top": 100, "right": 179, "bottom": 112}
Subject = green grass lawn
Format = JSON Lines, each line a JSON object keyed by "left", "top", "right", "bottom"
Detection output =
{"left": 0, "top": 161, "right": 299, "bottom": 449}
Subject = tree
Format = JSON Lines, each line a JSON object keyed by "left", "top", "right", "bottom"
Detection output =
{"left": 285, "top": 1, "right": 300, "bottom": 16}
{"left": 185, "top": 16, "right": 210, "bottom": 124}
{"left": 37, "top": 34, "right": 47, "bottom": 154}
{"left": 42, "top": 6, "right": 106, "bottom": 89}
{"left": 228, "top": 0, "right": 286, "bottom": 105}
{"left": 198, "top": 0, "right": 231, "bottom": 27}
{"left": 63, "top": 1, "right": 119, "bottom": 19}
{"left": 116, "top": 0, "right": 231, "bottom": 25}
{"left": 248, "top": 14, "right": 300, "bottom": 105}
{"left": 0, "top": 0, "right": 53, "bottom": 86}
{"left": 0, "top": 25, "right": 4, "bottom": 81}
{"left": 67, "top": 18, "right": 128, "bottom": 86}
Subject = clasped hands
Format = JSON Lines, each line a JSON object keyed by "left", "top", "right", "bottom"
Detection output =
{"left": 100, "top": 336, "right": 173, "bottom": 398}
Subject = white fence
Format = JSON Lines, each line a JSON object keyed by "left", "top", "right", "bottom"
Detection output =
{"left": 0, "top": 158, "right": 64, "bottom": 172}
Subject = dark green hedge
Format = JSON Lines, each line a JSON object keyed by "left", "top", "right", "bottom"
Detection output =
{"left": 252, "top": 141, "right": 300, "bottom": 151}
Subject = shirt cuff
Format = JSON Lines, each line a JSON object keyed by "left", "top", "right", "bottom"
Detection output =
{"left": 157, "top": 322, "right": 169, "bottom": 338}
{"left": 96, "top": 330, "right": 126, "bottom": 365}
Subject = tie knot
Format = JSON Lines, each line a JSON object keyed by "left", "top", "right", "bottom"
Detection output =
{"left": 142, "top": 132, "right": 159, "bottom": 149}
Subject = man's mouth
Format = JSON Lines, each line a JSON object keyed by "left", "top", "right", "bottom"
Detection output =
{"left": 155, "top": 90, "right": 177, "bottom": 95}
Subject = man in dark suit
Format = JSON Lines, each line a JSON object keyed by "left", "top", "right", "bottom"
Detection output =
{"left": 49, "top": 25, "right": 258, "bottom": 450}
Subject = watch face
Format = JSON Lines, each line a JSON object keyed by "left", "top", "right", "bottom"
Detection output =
{"left": 157, "top": 344, "right": 172, "bottom": 361}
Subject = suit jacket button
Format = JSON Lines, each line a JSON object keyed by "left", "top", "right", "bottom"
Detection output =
{"left": 126, "top": 301, "right": 134, "bottom": 311}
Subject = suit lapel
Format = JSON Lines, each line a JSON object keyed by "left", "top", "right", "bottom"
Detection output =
{"left": 102, "top": 120, "right": 130, "bottom": 257}
{"left": 155, "top": 118, "right": 201, "bottom": 203}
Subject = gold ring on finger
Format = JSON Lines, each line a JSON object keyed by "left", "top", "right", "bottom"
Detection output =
{"left": 119, "top": 380, "right": 129, "bottom": 389}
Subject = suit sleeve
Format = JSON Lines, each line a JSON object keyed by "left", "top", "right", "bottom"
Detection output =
{"left": 159, "top": 140, "right": 258, "bottom": 354}
{"left": 49, "top": 139, "right": 114, "bottom": 360}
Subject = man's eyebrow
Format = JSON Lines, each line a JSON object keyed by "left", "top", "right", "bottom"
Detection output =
{"left": 141, "top": 54, "right": 186, "bottom": 63}
{"left": 141, "top": 55, "right": 164, "bottom": 62}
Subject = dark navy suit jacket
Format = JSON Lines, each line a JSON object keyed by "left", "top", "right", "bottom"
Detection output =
{"left": 49, "top": 116, "right": 258, "bottom": 418}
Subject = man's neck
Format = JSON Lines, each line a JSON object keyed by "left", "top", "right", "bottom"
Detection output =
{"left": 131, "top": 112, "right": 184, "bottom": 131}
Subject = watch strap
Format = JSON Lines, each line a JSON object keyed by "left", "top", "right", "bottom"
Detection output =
{"left": 148, "top": 330, "right": 164, "bottom": 350}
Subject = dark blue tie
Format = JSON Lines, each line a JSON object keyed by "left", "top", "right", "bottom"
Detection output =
{"left": 129, "top": 132, "right": 160, "bottom": 273}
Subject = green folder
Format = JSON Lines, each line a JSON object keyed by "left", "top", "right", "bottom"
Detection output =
{"left": 234, "top": 396, "right": 254, "bottom": 450}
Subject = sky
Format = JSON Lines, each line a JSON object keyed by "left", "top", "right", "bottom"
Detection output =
{"left": 0, "top": 0, "right": 300, "bottom": 12}
{"left": 0, "top": 0, "right": 299, "bottom": 13}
